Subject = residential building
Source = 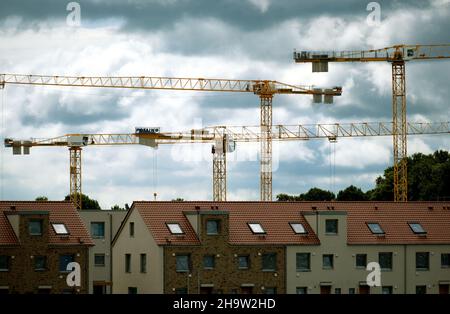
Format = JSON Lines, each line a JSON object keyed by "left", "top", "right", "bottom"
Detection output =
{"left": 112, "top": 202, "right": 322, "bottom": 294}
{"left": 79, "top": 209, "right": 127, "bottom": 294}
{"left": 0, "top": 201, "right": 93, "bottom": 294}
{"left": 287, "top": 202, "right": 450, "bottom": 294}
{"left": 112, "top": 201, "right": 450, "bottom": 294}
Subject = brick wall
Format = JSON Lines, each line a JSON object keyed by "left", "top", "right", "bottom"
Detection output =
{"left": 0, "top": 213, "right": 89, "bottom": 294}
{"left": 164, "top": 212, "right": 285, "bottom": 294}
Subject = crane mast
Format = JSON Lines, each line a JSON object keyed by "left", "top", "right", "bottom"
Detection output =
{"left": 293, "top": 44, "right": 450, "bottom": 201}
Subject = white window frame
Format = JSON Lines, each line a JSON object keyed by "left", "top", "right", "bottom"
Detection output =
{"left": 52, "top": 223, "right": 69, "bottom": 235}
{"left": 408, "top": 223, "right": 426, "bottom": 234}
{"left": 367, "top": 222, "right": 385, "bottom": 234}
{"left": 167, "top": 223, "right": 184, "bottom": 235}
{"left": 248, "top": 223, "right": 265, "bottom": 234}
{"left": 290, "top": 223, "right": 307, "bottom": 234}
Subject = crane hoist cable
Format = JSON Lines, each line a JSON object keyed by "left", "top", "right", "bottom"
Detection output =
{"left": 1, "top": 87, "right": 5, "bottom": 199}
{"left": 152, "top": 147, "right": 158, "bottom": 201}
{"left": 328, "top": 139, "right": 336, "bottom": 194}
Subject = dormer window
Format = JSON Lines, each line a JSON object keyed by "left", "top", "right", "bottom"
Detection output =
{"left": 290, "top": 223, "right": 307, "bottom": 234}
{"left": 367, "top": 222, "right": 385, "bottom": 235}
{"left": 408, "top": 223, "right": 426, "bottom": 235}
{"left": 248, "top": 223, "right": 265, "bottom": 234}
{"left": 52, "top": 223, "right": 69, "bottom": 235}
{"left": 167, "top": 223, "right": 184, "bottom": 235}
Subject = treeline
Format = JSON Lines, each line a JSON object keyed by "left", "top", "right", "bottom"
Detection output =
{"left": 276, "top": 150, "right": 450, "bottom": 202}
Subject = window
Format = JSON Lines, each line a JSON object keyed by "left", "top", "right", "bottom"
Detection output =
{"left": 230, "top": 289, "right": 239, "bottom": 294}
{"left": 140, "top": 254, "right": 147, "bottom": 273}
{"left": 94, "top": 254, "right": 105, "bottom": 267}
{"left": 290, "top": 223, "right": 307, "bottom": 234}
{"left": 34, "top": 256, "right": 47, "bottom": 271}
{"left": 167, "top": 223, "right": 183, "bottom": 235}
{"left": 59, "top": 254, "right": 74, "bottom": 272}
{"left": 296, "top": 287, "right": 308, "bottom": 294}
{"left": 335, "top": 288, "right": 341, "bottom": 294}
{"left": 379, "top": 252, "right": 393, "bottom": 270}
{"left": 323, "top": 254, "right": 334, "bottom": 269}
{"left": 325, "top": 219, "right": 338, "bottom": 234}
{"left": 175, "top": 288, "right": 187, "bottom": 294}
{"left": 348, "top": 288, "right": 356, "bottom": 294}
{"left": 382, "top": 286, "right": 393, "bottom": 294}
{"left": 128, "top": 287, "right": 137, "bottom": 294}
{"left": 52, "top": 223, "right": 69, "bottom": 235}
{"left": 203, "top": 255, "right": 215, "bottom": 269}
{"left": 367, "top": 223, "right": 385, "bottom": 235}
{"left": 176, "top": 255, "right": 190, "bottom": 272}
{"left": 296, "top": 253, "right": 311, "bottom": 271}
{"left": 248, "top": 223, "right": 265, "bottom": 234}
{"left": 130, "top": 222, "right": 135, "bottom": 237}
{"left": 416, "top": 285, "right": 427, "bottom": 294}
{"left": 441, "top": 253, "right": 450, "bottom": 268}
{"left": 264, "top": 287, "right": 277, "bottom": 294}
{"left": 206, "top": 220, "right": 220, "bottom": 235}
{"left": 91, "top": 222, "right": 105, "bottom": 238}
{"left": 0, "top": 256, "right": 10, "bottom": 271}
{"left": 125, "top": 254, "right": 131, "bottom": 273}
{"left": 408, "top": 223, "right": 426, "bottom": 234}
{"left": 356, "top": 254, "right": 367, "bottom": 268}
{"left": 262, "top": 253, "right": 277, "bottom": 271}
{"left": 416, "top": 252, "right": 430, "bottom": 270}
{"left": 238, "top": 256, "right": 249, "bottom": 269}
{"left": 29, "top": 220, "right": 43, "bottom": 236}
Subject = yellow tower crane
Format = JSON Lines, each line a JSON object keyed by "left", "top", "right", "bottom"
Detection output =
{"left": 293, "top": 44, "right": 450, "bottom": 201}
{"left": 5, "top": 121, "right": 449, "bottom": 209}
{"left": 0, "top": 73, "right": 342, "bottom": 201}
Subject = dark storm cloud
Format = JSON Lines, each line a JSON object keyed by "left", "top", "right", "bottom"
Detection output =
{"left": 0, "top": 0, "right": 432, "bottom": 31}
{"left": 18, "top": 95, "right": 130, "bottom": 127}
{"left": 21, "top": 104, "right": 127, "bottom": 126}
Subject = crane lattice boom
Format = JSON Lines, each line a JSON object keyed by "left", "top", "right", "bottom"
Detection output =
{"left": 294, "top": 44, "right": 450, "bottom": 63}
{"left": 0, "top": 74, "right": 342, "bottom": 96}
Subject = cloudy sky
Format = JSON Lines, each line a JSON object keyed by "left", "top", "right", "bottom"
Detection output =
{"left": 0, "top": 0, "right": 449, "bottom": 207}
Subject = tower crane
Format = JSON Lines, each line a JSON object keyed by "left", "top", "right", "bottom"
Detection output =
{"left": 0, "top": 73, "right": 342, "bottom": 201}
{"left": 5, "top": 121, "right": 449, "bottom": 209}
{"left": 293, "top": 44, "right": 450, "bottom": 201}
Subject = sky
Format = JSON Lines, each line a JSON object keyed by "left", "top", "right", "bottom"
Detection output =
{"left": 0, "top": 0, "right": 449, "bottom": 208}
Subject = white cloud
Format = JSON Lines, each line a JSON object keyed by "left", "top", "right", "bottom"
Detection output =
{"left": 320, "top": 137, "right": 392, "bottom": 169}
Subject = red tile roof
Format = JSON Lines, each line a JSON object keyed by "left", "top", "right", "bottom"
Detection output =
{"left": 131, "top": 201, "right": 450, "bottom": 246}
{"left": 0, "top": 201, "right": 94, "bottom": 246}
{"left": 133, "top": 201, "right": 320, "bottom": 245}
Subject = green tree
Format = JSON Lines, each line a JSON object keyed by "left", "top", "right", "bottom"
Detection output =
{"left": 276, "top": 193, "right": 301, "bottom": 201}
{"left": 171, "top": 198, "right": 185, "bottom": 202}
{"left": 111, "top": 204, "right": 125, "bottom": 211}
{"left": 337, "top": 185, "right": 367, "bottom": 201}
{"left": 276, "top": 150, "right": 449, "bottom": 202}
{"left": 276, "top": 188, "right": 335, "bottom": 202}
{"left": 300, "top": 188, "right": 335, "bottom": 201}
{"left": 368, "top": 150, "right": 450, "bottom": 201}
{"left": 64, "top": 193, "right": 101, "bottom": 210}
{"left": 35, "top": 196, "right": 48, "bottom": 201}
